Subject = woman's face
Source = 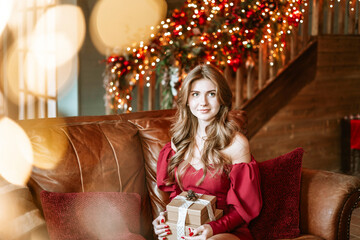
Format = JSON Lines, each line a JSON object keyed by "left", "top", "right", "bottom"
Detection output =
{"left": 187, "top": 78, "right": 221, "bottom": 123}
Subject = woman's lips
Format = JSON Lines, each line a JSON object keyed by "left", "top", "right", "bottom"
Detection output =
{"left": 198, "top": 109, "right": 210, "bottom": 113}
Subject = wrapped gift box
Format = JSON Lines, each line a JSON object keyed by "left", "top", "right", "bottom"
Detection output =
{"left": 166, "top": 191, "right": 217, "bottom": 225}
{"left": 165, "top": 191, "right": 223, "bottom": 240}
{"left": 165, "top": 209, "right": 223, "bottom": 240}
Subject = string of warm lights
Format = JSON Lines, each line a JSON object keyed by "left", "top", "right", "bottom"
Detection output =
{"left": 104, "top": 0, "right": 305, "bottom": 113}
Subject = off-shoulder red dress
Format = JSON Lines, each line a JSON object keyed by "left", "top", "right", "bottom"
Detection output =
{"left": 157, "top": 142, "right": 262, "bottom": 239}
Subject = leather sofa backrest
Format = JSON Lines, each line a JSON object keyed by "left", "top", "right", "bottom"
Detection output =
{"left": 20, "top": 109, "right": 247, "bottom": 239}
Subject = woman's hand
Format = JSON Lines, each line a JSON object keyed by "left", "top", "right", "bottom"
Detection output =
{"left": 152, "top": 211, "right": 171, "bottom": 239}
{"left": 183, "top": 224, "right": 213, "bottom": 240}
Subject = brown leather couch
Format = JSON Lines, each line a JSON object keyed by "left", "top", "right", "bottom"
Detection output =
{"left": 18, "top": 109, "right": 360, "bottom": 240}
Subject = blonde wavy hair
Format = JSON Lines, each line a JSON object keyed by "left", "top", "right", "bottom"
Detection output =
{"left": 167, "top": 64, "right": 240, "bottom": 188}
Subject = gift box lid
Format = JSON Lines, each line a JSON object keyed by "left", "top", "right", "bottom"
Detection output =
{"left": 166, "top": 191, "right": 216, "bottom": 217}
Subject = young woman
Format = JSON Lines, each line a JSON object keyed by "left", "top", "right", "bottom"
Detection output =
{"left": 153, "top": 64, "right": 262, "bottom": 240}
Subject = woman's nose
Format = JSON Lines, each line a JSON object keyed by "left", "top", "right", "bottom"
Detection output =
{"left": 200, "top": 95, "right": 208, "bottom": 106}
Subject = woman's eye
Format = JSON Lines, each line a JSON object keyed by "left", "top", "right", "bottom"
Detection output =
{"left": 192, "top": 92, "right": 199, "bottom": 97}
{"left": 209, "top": 92, "right": 216, "bottom": 97}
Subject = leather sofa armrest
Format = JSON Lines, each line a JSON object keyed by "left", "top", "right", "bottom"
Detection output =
{"left": 300, "top": 168, "right": 360, "bottom": 240}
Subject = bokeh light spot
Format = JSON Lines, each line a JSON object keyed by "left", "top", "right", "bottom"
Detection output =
{"left": 90, "top": 0, "right": 167, "bottom": 55}
{"left": 0, "top": 117, "right": 33, "bottom": 186}
{"left": 30, "top": 4, "right": 86, "bottom": 66}
{"left": 0, "top": 0, "right": 13, "bottom": 36}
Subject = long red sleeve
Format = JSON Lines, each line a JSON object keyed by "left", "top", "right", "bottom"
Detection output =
{"left": 209, "top": 157, "right": 262, "bottom": 234}
{"left": 156, "top": 142, "right": 181, "bottom": 200}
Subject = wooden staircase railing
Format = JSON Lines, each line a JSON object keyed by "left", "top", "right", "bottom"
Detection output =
{"left": 243, "top": 40, "right": 317, "bottom": 139}
{"left": 134, "top": 0, "right": 359, "bottom": 122}
{"left": 234, "top": 0, "right": 360, "bottom": 138}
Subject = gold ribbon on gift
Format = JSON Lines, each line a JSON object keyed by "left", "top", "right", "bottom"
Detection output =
{"left": 174, "top": 194, "right": 215, "bottom": 240}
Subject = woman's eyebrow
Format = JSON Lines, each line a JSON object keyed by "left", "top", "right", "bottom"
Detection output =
{"left": 190, "top": 89, "right": 216, "bottom": 92}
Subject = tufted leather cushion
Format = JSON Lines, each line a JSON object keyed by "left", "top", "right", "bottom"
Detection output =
{"left": 249, "top": 148, "right": 304, "bottom": 240}
{"left": 40, "top": 191, "right": 144, "bottom": 240}
{"left": 128, "top": 116, "right": 174, "bottom": 219}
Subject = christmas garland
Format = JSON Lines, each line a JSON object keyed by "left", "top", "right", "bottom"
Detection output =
{"left": 103, "top": 0, "right": 304, "bottom": 113}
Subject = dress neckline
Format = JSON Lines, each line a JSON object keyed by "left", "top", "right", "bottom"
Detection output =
{"left": 188, "top": 163, "right": 203, "bottom": 171}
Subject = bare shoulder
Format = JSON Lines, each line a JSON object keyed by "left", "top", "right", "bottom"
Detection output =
{"left": 223, "top": 132, "right": 251, "bottom": 164}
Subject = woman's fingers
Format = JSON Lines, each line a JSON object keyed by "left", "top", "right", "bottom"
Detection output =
{"left": 153, "top": 211, "right": 172, "bottom": 237}
{"left": 182, "top": 225, "right": 211, "bottom": 240}
{"left": 155, "top": 225, "right": 171, "bottom": 236}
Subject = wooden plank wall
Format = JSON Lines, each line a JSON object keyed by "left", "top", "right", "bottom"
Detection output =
{"left": 250, "top": 35, "right": 360, "bottom": 171}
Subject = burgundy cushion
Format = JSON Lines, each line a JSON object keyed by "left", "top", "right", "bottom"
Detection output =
{"left": 40, "top": 191, "right": 145, "bottom": 240}
{"left": 249, "top": 148, "right": 304, "bottom": 240}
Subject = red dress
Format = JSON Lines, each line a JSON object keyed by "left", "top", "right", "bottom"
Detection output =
{"left": 157, "top": 142, "right": 262, "bottom": 239}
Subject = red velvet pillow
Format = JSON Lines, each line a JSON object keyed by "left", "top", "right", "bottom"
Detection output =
{"left": 40, "top": 191, "right": 145, "bottom": 240}
{"left": 249, "top": 148, "right": 304, "bottom": 240}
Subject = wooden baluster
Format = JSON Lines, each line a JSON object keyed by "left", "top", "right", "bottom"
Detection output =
{"left": 327, "top": 0, "right": 335, "bottom": 34}
{"left": 311, "top": 0, "right": 320, "bottom": 35}
{"left": 224, "top": 64, "right": 233, "bottom": 86}
{"left": 301, "top": 1, "right": 309, "bottom": 47}
{"left": 159, "top": 80, "right": 163, "bottom": 109}
{"left": 268, "top": 41, "right": 275, "bottom": 79}
{"left": 348, "top": 0, "right": 356, "bottom": 34}
{"left": 357, "top": 0, "right": 360, "bottom": 34}
{"left": 338, "top": 0, "right": 346, "bottom": 34}
{"left": 258, "top": 41, "right": 267, "bottom": 90}
{"left": 148, "top": 71, "right": 155, "bottom": 111}
{"left": 318, "top": 0, "right": 325, "bottom": 34}
{"left": 137, "top": 73, "right": 144, "bottom": 111}
{"left": 290, "top": 28, "right": 298, "bottom": 61}
{"left": 354, "top": 1, "right": 360, "bottom": 34}
{"left": 246, "top": 55, "right": 255, "bottom": 100}
{"left": 282, "top": 39, "right": 288, "bottom": 68}
{"left": 235, "top": 67, "right": 243, "bottom": 109}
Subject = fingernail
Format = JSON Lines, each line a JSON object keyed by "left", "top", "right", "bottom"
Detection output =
{"left": 161, "top": 219, "right": 165, "bottom": 223}
{"left": 167, "top": 232, "right": 171, "bottom": 235}
{"left": 165, "top": 229, "right": 170, "bottom": 232}
{"left": 165, "top": 225, "right": 169, "bottom": 228}
{"left": 189, "top": 232, "right": 194, "bottom": 236}
{"left": 181, "top": 237, "right": 185, "bottom": 239}
{"left": 188, "top": 227, "right": 192, "bottom": 232}
{"left": 162, "top": 238, "right": 166, "bottom": 240}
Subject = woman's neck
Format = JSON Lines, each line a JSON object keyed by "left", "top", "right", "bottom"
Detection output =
{"left": 197, "top": 121, "right": 209, "bottom": 138}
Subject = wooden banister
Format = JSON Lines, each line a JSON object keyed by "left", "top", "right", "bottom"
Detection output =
{"left": 242, "top": 41, "right": 318, "bottom": 139}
